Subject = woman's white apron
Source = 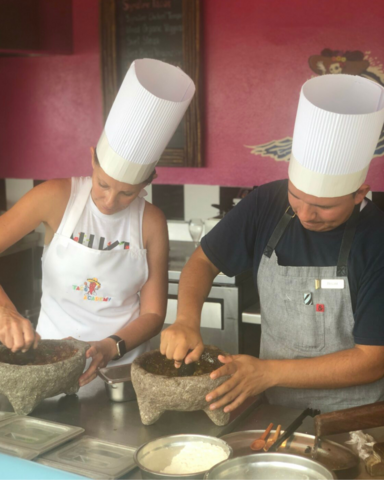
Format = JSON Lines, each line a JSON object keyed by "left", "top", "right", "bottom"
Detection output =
{"left": 37, "top": 177, "right": 149, "bottom": 365}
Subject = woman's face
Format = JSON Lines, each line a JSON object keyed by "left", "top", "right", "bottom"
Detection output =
{"left": 91, "top": 149, "right": 146, "bottom": 215}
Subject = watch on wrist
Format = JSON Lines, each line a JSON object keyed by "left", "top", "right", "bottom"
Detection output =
{"left": 108, "top": 335, "right": 127, "bottom": 360}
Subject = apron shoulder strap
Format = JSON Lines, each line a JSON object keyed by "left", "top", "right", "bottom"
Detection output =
{"left": 61, "top": 177, "right": 92, "bottom": 238}
{"left": 336, "top": 204, "right": 360, "bottom": 277}
{"left": 129, "top": 195, "right": 145, "bottom": 249}
{"left": 263, "top": 206, "right": 296, "bottom": 258}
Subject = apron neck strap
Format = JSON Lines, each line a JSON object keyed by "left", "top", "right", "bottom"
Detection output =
{"left": 336, "top": 204, "right": 360, "bottom": 277}
{"left": 263, "top": 202, "right": 361, "bottom": 277}
{"left": 263, "top": 206, "right": 296, "bottom": 258}
{"left": 62, "top": 178, "right": 92, "bottom": 238}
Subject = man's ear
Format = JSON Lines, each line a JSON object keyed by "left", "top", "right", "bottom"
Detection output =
{"left": 354, "top": 183, "right": 371, "bottom": 204}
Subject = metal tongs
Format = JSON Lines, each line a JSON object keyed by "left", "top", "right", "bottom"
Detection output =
{"left": 268, "top": 407, "right": 320, "bottom": 452}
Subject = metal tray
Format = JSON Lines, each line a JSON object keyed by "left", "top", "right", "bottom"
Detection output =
{"left": 221, "top": 429, "right": 358, "bottom": 472}
{"left": 0, "top": 441, "right": 39, "bottom": 460}
{"left": 0, "top": 416, "right": 84, "bottom": 456}
{"left": 36, "top": 435, "right": 137, "bottom": 480}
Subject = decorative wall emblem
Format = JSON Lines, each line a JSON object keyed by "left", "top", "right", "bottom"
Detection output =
{"left": 246, "top": 49, "right": 384, "bottom": 163}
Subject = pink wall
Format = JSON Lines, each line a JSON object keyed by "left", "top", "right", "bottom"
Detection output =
{"left": 1, "top": 0, "right": 384, "bottom": 189}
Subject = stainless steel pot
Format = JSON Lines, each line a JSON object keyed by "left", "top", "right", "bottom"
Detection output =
{"left": 134, "top": 434, "right": 233, "bottom": 479}
{"left": 204, "top": 453, "right": 336, "bottom": 479}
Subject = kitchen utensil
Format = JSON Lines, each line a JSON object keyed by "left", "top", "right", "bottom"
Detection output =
{"left": 221, "top": 429, "right": 358, "bottom": 472}
{"left": 188, "top": 218, "right": 204, "bottom": 247}
{"left": 98, "top": 363, "right": 136, "bottom": 402}
{"left": 37, "top": 435, "right": 137, "bottom": 480}
{"left": 264, "top": 424, "right": 281, "bottom": 451}
{"left": 268, "top": 407, "right": 320, "bottom": 452}
{"left": 250, "top": 422, "right": 273, "bottom": 451}
{"left": 203, "top": 453, "right": 336, "bottom": 479}
{"left": 365, "top": 442, "right": 384, "bottom": 476}
{"left": 314, "top": 401, "right": 384, "bottom": 438}
{"left": 134, "top": 434, "right": 232, "bottom": 479}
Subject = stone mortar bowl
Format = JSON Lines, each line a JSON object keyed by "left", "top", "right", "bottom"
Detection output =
{"left": 131, "top": 345, "right": 230, "bottom": 426}
{"left": 0, "top": 339, "right": 88, "bottom": 415}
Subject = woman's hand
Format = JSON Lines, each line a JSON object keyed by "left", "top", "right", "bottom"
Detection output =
{"left": 160, "top": 322, "right": 204, "bottom": 367}
{"left": 206, "top": 355, "right": 275, "bottom": 413}
{"left": 79, "top": 338, "right": 117, "bottom": 387}
{"left": 0, "top": 306, "right": 40, "bottom": 352}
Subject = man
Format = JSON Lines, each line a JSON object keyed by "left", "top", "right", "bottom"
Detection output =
{"left": 160, "top": 74, "right": 384, "bottom": 413}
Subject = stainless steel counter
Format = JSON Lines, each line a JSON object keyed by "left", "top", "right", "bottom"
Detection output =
{"left": 0, "top": 382, "right": 383, "bottom": 479}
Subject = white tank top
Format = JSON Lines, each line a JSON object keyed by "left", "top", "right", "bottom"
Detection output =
{"left": 37, "top": 177, "right": 150, "bottom": 365}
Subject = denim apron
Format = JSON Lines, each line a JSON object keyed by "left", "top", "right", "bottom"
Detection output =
{"left": 258, "top": 205, "right": 384, "bottom": 412}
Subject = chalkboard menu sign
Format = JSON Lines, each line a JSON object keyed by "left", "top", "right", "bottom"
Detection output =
{"left": 100, "top": 0, "right": 202, "bottom": 168}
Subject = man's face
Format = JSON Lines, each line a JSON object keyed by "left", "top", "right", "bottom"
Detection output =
{"left": 288, "top": 180, "right": 369, "bottom": 232}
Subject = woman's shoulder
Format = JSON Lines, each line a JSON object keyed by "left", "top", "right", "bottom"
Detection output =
{"left": 142, "top": 201, "right": 167, "bottom": 248}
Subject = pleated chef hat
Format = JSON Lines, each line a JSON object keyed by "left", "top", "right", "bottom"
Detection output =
{"left": 289, "top": 74, "right": 384, "bottom": 197}
{"left": 96, "top": 59, "right": 195, "bottom": 185}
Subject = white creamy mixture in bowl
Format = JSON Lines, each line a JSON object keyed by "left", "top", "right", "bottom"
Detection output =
{"left": 134, "top": 434, "right": 232, "bottom": 479}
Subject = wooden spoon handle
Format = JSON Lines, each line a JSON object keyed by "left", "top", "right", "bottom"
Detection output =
{"left": 315, "top": 401, "right": 384, "bottom": 437}
{"left": 272, "top": 424, "right": 282, "bottom": 442}
{"left": 260, "top": 422, "right": 274, "bottom": 440}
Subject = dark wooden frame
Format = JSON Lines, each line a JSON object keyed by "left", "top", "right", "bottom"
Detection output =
{"left": 99, "top": 0, "right": 203, "bottom": 168}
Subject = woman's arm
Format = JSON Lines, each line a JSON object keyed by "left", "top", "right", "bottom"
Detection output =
{"left": 79, "top": 201, "right": 169, "bottom": 386}
{"left": 0, "top": 179, "right": 70, "bottom": 351}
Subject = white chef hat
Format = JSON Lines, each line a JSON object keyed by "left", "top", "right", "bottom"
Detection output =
{"left": 96, "top": 59, "right": 195, "bottom": 185}
{"left": 289, "top": 74, "right": 384, "bottom": 197}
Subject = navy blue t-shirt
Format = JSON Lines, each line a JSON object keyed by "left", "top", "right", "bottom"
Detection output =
{"left": 201, "top": 179, "right": 384, "bottom": 346}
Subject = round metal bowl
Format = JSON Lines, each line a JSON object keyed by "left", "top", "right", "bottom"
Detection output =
{"left": 134, "top": 434, "right": 233, "bottom": 479}
{"left": 203, "top": 453, "right": 336, "bottom": 479}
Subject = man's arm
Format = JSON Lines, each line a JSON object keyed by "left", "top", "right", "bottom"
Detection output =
{"left": 207, "top": 345, "right": 384, "bottom": 412}
{"left": 160, "top": 246, "right": 220, "bottom": 365}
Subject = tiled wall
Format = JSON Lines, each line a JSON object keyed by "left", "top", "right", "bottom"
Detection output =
{"left": 0, "top": 178, "right": 252, "bottom": 244}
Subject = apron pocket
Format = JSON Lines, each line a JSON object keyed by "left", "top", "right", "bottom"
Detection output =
{"left": 283, "top": 291, "right": 326, "bottom": 352}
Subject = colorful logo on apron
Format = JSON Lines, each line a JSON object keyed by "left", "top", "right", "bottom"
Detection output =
{"left": 72, "top": 277, "right": 112, "bottom": 302}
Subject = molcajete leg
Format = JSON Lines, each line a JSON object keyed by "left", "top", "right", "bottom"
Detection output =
{"left": 137, "top": 399, "right": 164, "bottom": 425}
{"left": 203, "top": 406, "right": 230, "bottom": 426}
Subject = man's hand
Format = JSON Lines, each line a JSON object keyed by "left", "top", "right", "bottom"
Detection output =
{"left": 206, "top": 355, "right": 275, "bottom": 413}
{"left": 79, "top": 338, "right": 117, "bottom": 387}
{"left": 160, "top": 322, "right": 204, "bottom": 367}
{"left": 0, "top": 306, "right": 40, "bottom": 352}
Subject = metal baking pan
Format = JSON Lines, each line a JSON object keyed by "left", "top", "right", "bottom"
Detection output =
{"left": 36, "top": 435, "right": 137, "bottom": 479}
{"left": 0, "top": 416, "right": 84, "bottom": 456}
{"left": 221, "top": 429, "right": 358, "bottom": 472}
{"left": 98, "top": 363, "right": 136, "bottom": 402}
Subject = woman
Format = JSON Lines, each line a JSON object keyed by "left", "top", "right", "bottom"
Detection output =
{"left": 0, "top": 59, "right": 195, "bottom": 386}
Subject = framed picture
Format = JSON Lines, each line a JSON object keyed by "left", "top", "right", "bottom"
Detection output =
{"left": 99, "top": 0, "right": 203, "bottom": 168}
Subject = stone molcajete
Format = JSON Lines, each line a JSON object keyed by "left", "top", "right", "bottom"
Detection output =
{"left": 0, "top": 339, "right": 88, "bottom": 415}
{"left": 131, "top": 345, "right": 230, "bottom": 426}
